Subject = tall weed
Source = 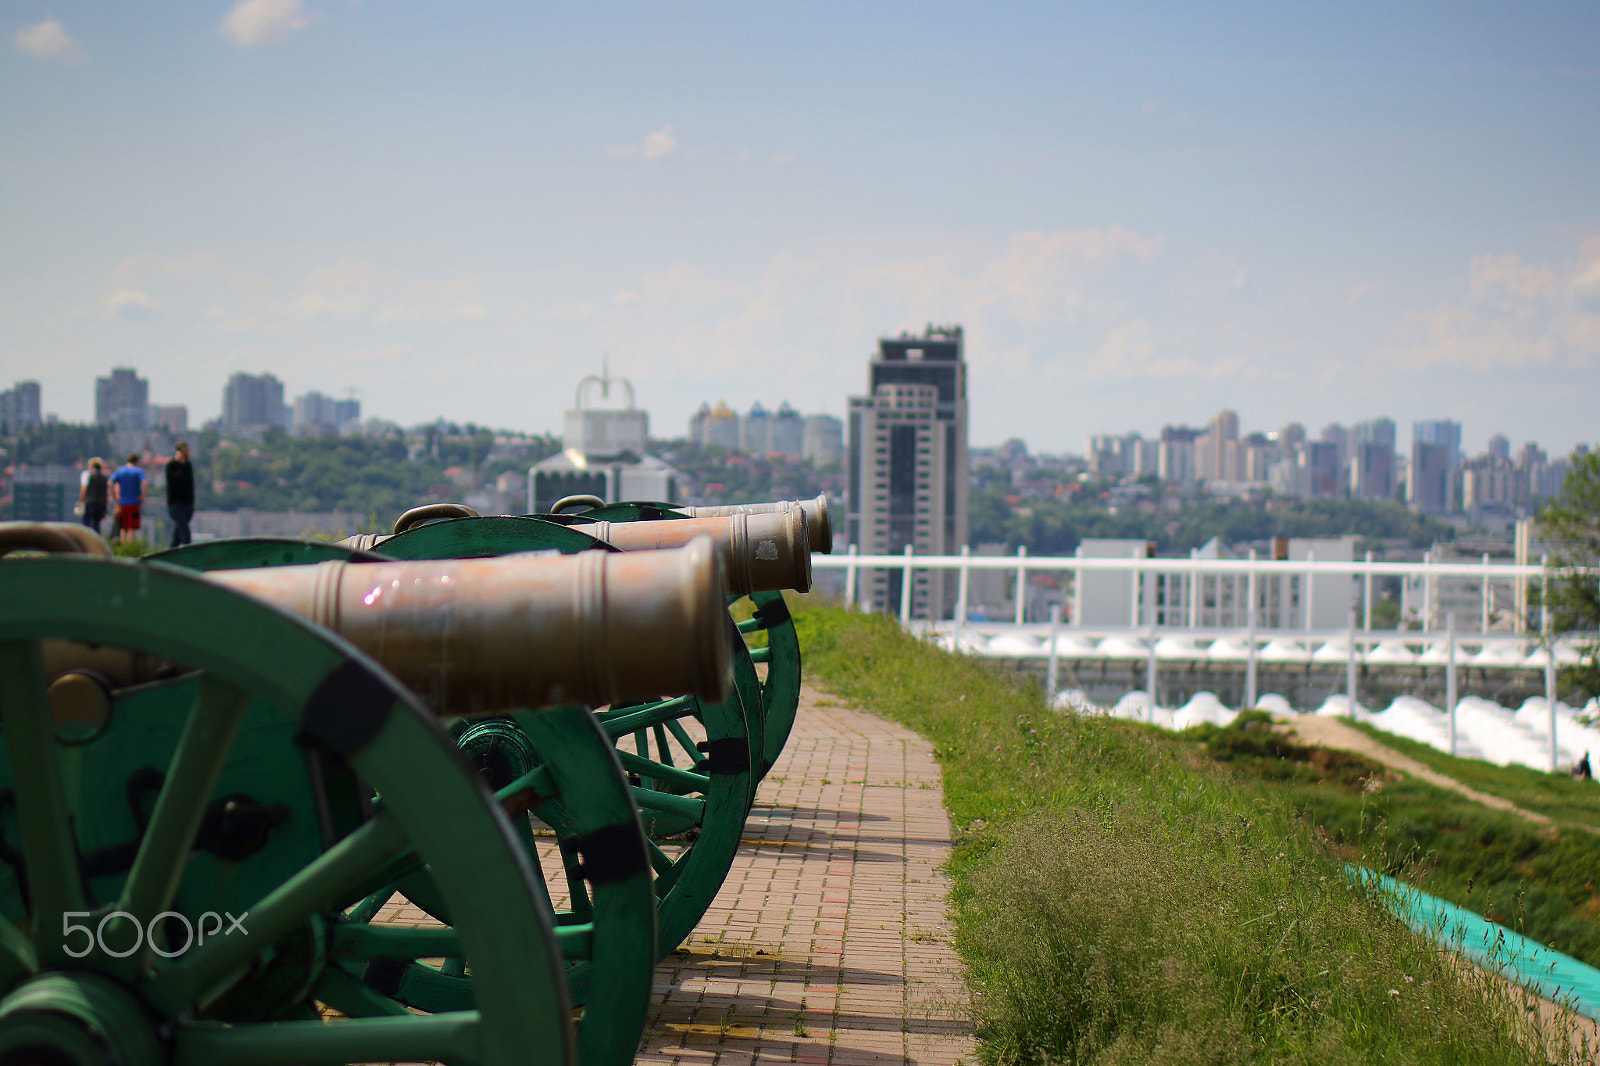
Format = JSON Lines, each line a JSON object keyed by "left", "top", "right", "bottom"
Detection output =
{"left": 793, "top": 604, "right": 1577, "bottom": 1065}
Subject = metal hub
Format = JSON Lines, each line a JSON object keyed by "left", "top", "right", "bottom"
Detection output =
{"left": 0, "top": 973, "right": 163, "bottom": 1066}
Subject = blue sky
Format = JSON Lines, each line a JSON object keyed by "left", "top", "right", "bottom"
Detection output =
{"left": 4, "top": 2, "right": 1597, "bottom": 454}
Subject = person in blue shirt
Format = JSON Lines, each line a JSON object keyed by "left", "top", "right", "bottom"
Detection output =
{"left": 108, "top": 454, "right": 148, "bottom": 545}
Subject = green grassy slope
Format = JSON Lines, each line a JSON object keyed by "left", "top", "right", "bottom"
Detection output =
{"left": 792, "top": 603, "right": 1584, "bottom": 1066}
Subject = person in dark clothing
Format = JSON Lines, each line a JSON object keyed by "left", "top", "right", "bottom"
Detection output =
{"left": 166, "top": 441, "right": 195, "bottom": 548}
{"left": 1577, "top": 752, "right": 1593, "bottom": 781}
{"left": 79, "top": 458, "right": 110, "bottom": 536}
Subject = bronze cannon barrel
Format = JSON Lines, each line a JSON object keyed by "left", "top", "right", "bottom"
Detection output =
{"left": 673, "top": 494, "right": 832, "bottom": 555}
{"left": 205, "top": 539, "right": 731, "bottom": 714}
{"left": 340, "top": 509, "right": 812, "bottom": 595}
{"left": 580, "top": 510, "right": 811, "bottom": 595}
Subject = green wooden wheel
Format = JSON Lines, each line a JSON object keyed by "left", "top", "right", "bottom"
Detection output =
{"left": 0, "top": 555, "right": 573, "bottom": 1066}
{"left": 146, "top": 537, "right": 386, "bottom": 571}
{"left": 360, "top": 516, "right": 764, "bottom": 967}
{"left": 738, "top": 590, "right": 802, "bottom": 777}
{"left": 140, "top": 531, "right": 659, "bottom": 1057}
{"left": 550, "top": 503, "right": 800, "bottom": 782}
{"left": 342, "top": 706, "right": 658, "bottom": 1066}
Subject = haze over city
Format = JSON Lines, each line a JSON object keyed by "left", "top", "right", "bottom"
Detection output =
{"left": 4, "top": 2, "right": 1598, "bottom": 453}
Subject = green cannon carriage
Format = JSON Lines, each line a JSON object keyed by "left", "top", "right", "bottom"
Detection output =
{"left": 0, "top": 523, "right": 743, "bottom": 1066}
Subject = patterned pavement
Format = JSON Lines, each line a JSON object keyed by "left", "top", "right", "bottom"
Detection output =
{"left": 634, "top": 685, "right": 973, "bottom": 1066}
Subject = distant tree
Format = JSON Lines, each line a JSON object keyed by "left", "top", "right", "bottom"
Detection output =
{"left": 1539, "top": 452, "right": 1600, "bottom": 699}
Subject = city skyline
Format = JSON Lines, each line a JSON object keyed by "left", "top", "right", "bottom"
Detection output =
{"left": 3, "top": 5, "right": 1596, "bottom": 453}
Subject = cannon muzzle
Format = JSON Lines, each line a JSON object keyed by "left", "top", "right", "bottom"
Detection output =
{"left": 673, "top": 494, "right": 832, "bottom": 555}
{"left": 580, "top": 510, "right": 811, "bottom": 595}
{"left": 205, "top": 539, "right": 731, "bottom": 714}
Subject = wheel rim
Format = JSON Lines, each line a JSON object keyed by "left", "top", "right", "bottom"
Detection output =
{"left": 0, "top": 555, "right": 573, "bottom": 1066}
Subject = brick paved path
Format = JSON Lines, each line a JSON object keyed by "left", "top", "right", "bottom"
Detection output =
{"left": 635, "top": 684, "right": 972, "bottom": 1066}
{"left": 373, "top": 685, "right": 973, "bottom": 1065}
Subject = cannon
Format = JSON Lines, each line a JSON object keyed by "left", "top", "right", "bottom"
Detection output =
{"left": 0, "top": 521, "right": 768, "bottom": 1066}
{"left": 0, "top": 541, "right": 589, "bottom": 1066}
{"left": 343, "top": 507, "right": 812, "bottom": 598}
{"left": 321, "top": 503, "right": 821, "bottom": 978}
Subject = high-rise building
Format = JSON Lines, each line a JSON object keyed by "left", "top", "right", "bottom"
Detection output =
{"left": 770, "top": 403, "right": 804, "bottom": 457}
{"left": 1351, "top": 440, "right": 1397, "bottom": 500}
{"left": 1409, "top": 441, "right": 1453, "bottom": 514}
{"left": 221, "top": 372, "right": 288, "bottom": 433}
{"left": 0, "top": 381, "right": 42, "bottom": 431}
{"left": 1488, "top": 433, "right": 1511, "bottom": 463}
{"left": 1196, "top": 409, "right": 1240, "bottom": 482}
{"left": 1413, "top": 419, "right": 1462, "bottom": 471}
{"left": 845, "top": 325, "right": 969, "bottom": 618}
{"left": 740, "top": 402, "right": 770, "bottom": 454}
{"left": 95, "top": 368, "right": 149, "bottom": 430}
{"left": 292, "top": 391, "right": 362, "bottom": 437}
{"left": 688, "top": 403, "right": 712, "bottom": 444}
{"left": 703, "top": 402, "right": 740, "bottom": 449}
{"left": 149, "top": 404, "right": 188, "bottom": 435}
{"left": 802, "top": 414, "right": 843, "bottom": 464}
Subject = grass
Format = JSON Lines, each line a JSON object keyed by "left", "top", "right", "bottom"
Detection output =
{"left": 1345, "top": 720, "right": 1600, "bottom": 831}
{"left": 1197, "top": 714, "right": 1600, "bottom": 971}
{"left": 792, "top": 602, "right": 1587, "bottom": 1066}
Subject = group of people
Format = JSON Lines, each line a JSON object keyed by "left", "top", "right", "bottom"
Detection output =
{"left": 77, "top": 442, "right": 195, "bottom": 548}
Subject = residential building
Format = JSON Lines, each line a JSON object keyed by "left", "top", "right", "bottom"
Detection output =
{"left": 702, "top": 402, "right": 740, "bottom": 449}
{"left": 845, "top": 324, "right": 970, "bottom": 617}
{"left": 292, "top": 391, "right": 361, "bottom": 437}
{"left": 1075, "top": 536, "right": 1357, "bottom": 631}
{"left": 1408, "top": 440, "right": 1453, "bottom": 515}
{"left": 770, "top": 402, "right": 805, "bottom": 457}
{"left": 95, "top": 367, "right": 149, "bottom": 430}
{"left": 149, "top": 404, "right": 188, "bottom": 435}
{"left": 528, "top": 369, "right": 678, "bottom": 512}
{"left": 740, "top": 402, "right": 770, "bottom": 454}
{"left": 221, "top": 372, "right": 288, "bottom": 434}
{"left": 1414, "top": 419, "right": 1462, "bottom": 471}
{"left": 11, "top": 465, "right": 79, "bottom": 522}
{"left": 0, "top": 381, "right": 42, "bottom": 431}
{"left": 1350, "top": 439, "right": 1396, "bottom": 500}
{"left": 802, "top": 414, "right": 843, "bottom": 464}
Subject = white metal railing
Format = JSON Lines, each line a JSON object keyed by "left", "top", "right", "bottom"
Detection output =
{"left": 814, "top": 545, "right": 1571, "bottom": 634}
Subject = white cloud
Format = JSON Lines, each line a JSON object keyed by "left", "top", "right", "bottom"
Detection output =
{"left": 641, "top": 124, "right": 677, "bottom": 160}
{"left": 14, "top": 18, "right": 82, "bottom": 62}
{"left": 289, "top": 257, "right": 491, "bottom": 324}
{"left": 105, "top": 289, "right": 160, "bottom": 321}
{"left": 1390, "top": 240, "right": 1600, "bottom": 371}
{"left": 220, "top": 0, "right": 312, "bottom": 48}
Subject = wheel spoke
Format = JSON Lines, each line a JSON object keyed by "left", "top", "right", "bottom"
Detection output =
{"left": 596, "top": 696, "right": 695, "bottom": 738}
{"left": 0, "top": 640, "right": 86, "bottom": 965}
{"left": 149, "top": 810, "right": 410, "bottom": 1013}
{"left": 666, "top": 718, "right": 701, "bottom": 762}
{"left": 630, "top": 787, "right": 705, "bottom": 824}
{"left": 112, "top": 673, "right": 249, "bottom": 968}
{"left": 333, "top": 921, "right": 461, "bottom": 961}
{"left": 615, "top": 750, "right": 709, "bottom": 793}
{"left": 175, "top": 1012, "right": 482, "bottom": 1065}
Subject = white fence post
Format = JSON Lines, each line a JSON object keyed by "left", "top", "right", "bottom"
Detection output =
{"left": 1364, "top": 550, "right": 1374, "bottom": 631}
{"left": 955, "top": 545, "right": 971, "bottom": 635}
{"left": 1304, "top": 549, "right": 1316, "bottom": 632}
{"left": 1481, "top": 553, "right": 1491, "bottom": 634}
{"left": 1446, "top": 612, "right": 1457, "bottom": 757}
{"left": 1346, "top": 609, "right": 1358, "bottom": 718}
{"left": 1245, "top": 549, "right": 1258, "bottom": 710}
{"left": 844, "top": 544, "right": 858, "bottom": 609}
{"left": 1014, "top": 545, "right": 1027, "bottom": 626}
{"left": 1146, "top": 621, "right": 1158, "bottom": 722}
{"left": 899, "top": 544, "right": 914, "bottom": 623}
{"left": 1046, "top": 604, "right": 1061, "bottom": 704}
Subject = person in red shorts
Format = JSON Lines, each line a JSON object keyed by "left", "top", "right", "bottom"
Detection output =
{"left": 108, "top": 453, "right": 148, "bottom": 545}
